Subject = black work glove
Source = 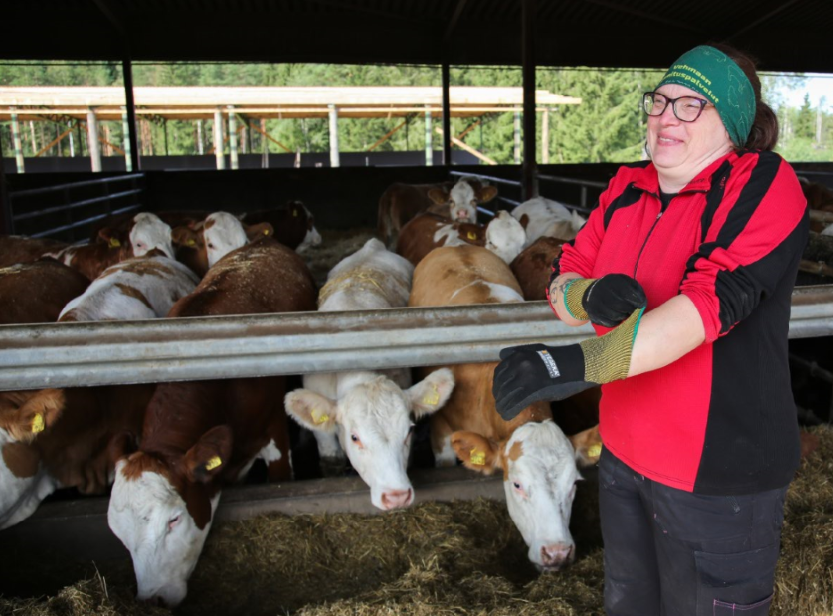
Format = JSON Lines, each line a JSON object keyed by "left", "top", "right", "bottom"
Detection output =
{"left": 564, "top": 274, "right": 646, "bottom": 327}
{"left": 492, "top": 343, "right": 598, "bottom": 421}
{"left": 493, "top": 306, "right": 644, "bottom": 421}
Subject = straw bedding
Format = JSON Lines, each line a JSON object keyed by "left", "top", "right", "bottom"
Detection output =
{"left": 2, "top": 426, "right": 832, "bottom": 616}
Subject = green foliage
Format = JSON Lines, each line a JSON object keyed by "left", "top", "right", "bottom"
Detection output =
{"left": 1, "top": 61, "right": 831, "bottom": 163}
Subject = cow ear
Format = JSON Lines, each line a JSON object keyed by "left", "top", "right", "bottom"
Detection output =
{"left": 427, "top": 187, "right": 449, "bottom": 205}
{"left": 172, "top": 225, "right": 199, "bottom": 247}
{"left": 407, "top": 368, "right": 454, "bottom": 418}
{"left": 245, "top": 222, "right": 274, "bottom": 240}
{"left": 97, "top": 227, "right": 124, "bottom": 249}
{"left": 9, "top": 389, "right": 65, "bottom": 443}
{"left": 569, "top": 424, "right": 602, "bottom": 468}
{"left": 477, "top": 185, "right": 498, "bottom": 203}
{"left": 108, "top": 431, "right": 139, "bottom": 466}
{"left": 284, "top": 389, "right": 338, "bottom": 433}
{"left": 183, "top": 425, "right": 234, "bottom": 483}
{"left": 451, "top": 431, "right": 500, "bottom": 475}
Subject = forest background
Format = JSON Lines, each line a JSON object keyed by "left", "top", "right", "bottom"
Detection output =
{"left": 1, "top": 61, "right": 830, "bottom": 165}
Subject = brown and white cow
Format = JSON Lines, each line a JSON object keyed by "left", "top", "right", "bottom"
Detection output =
{"left": 409, "top": 245, "right": 601, "bottom": 571}
{"left": 0, "top": 236, "right": 70, "bottom": 268}
{"left": 510, "top": 236, "right": 564, "bottom": 301}
{"left": 46, "top": 212, "right": 175, "bottom": 281}
{"left": 171, "top": 211, "right": 274, "bottom": 277}
{"left": 0, "top": 384, "right": 153, "bottom": 530}
{"left": 378, "top": 177, "right": 498, "bottom": 248}
{"left": 242, "top": 201, "right": 322, "bottom": 252}
{"left": 108, "top": 237, "right": 316, "bottom": 607}
{"left": 285, "top": 238, "right": 454, "bottom": 509}
{"left": 511, "top": 196, "right": 586, "bottom": 248}
{"left": 0, "top": 259, "right": 89, "bottom": 325}
{"left": 397, "top": 209, "right": 525, "bottom": 268}
{"left": 58, "top": 253, "right": 199, "bottom": 322}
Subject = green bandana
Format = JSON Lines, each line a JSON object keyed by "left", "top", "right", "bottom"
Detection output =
{"left": 656, "top": 45, "right": 756, "bottom": 147}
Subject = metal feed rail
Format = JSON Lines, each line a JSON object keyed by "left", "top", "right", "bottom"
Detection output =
{"left": 1, "top": 286, "right": 832, "bottom": 391}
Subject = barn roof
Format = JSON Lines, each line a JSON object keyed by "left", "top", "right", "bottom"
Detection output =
{"left": 1, "top": 0, "right": 831, "bottom": 74}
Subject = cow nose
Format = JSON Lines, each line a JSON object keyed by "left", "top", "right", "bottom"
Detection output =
{"left": 540, "top": 543, "right": 574, "bottom": 568}
{"left": 381, "top": 488, "right": 412, "bottom": 510}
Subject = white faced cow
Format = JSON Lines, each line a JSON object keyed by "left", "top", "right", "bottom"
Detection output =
{"left": 285, "top": 238, "right": 455, "bottom": 510}
{"left": 511, "top": 196, "right": 586, "bottom": 248}
{"left": 409, "top": 244, "right": 601, "bottom": 571}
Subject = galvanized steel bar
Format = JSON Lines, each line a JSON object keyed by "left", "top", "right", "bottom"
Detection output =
{"left": 0, "top": 286, "right": 831, "bottom": 391}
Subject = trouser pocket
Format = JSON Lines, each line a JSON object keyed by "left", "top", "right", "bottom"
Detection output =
{"left": 695, "top": 543, "right": 780, "bottom": 616}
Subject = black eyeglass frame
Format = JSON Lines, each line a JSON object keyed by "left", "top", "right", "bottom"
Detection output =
{"left": 642, "top": 91, "right": 712, "bottom": 123}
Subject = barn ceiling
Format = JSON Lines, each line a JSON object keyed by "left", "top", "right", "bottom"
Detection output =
{"left": 1, "top": 0, "right": 831, "bottom": 74}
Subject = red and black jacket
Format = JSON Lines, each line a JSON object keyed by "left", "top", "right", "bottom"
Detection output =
{"left": 556, "top": 150, "right": 809, "bottom": 495}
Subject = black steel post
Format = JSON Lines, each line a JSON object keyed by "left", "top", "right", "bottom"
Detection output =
{"left": 442, "top": 62, "right": 453, "bottom": 166}
{"left": 521, "top": 0, "right": 538, "bottom": 201}
{"left": 122, "top": 58, "right": 140, "bottom": 171}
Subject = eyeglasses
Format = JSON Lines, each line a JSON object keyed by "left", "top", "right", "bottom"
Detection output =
{"left": 642, "top": 91, "right": 711, "bottom": 122}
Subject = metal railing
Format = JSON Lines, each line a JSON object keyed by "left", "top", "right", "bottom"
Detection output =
{"left": 8, "top": 173, "right": 144, "bottom": 240}
{"left": 1, "top": 285, "right": 832, "bottom": 392}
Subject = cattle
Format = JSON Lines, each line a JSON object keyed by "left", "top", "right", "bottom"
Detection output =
{"left": 0, "top": 259, "right": 89, "bottom": 325}
{"left": 285, "top": 238, "right": 454, "bottom": 509}
{"left": 171, "top": 211, "right": 274, "bottom": 277}
{"left": 510, "top": 236, "right": 564, "bottom": 301}
{"left": 378, "top": 177, "right": 498, "bottom": 248}
{"left": 0, "top": 236, "right": 69, "bottom": 268}
{"left": 396, "top": 212, "right": 486, "bottom": 267}
{"left": 0, "top": 384, "right": 153, "bottom": 530}
{"left": 408, "top": 245, "right": 601, "bottom": 571}
{"left": 108, "top": 237, "right": 317, "bottom": 607}
{"left": 90, "top": 210, "right": 210, "bottom": 242}
{"left": 58, "top": 253, "right": 199, "bottom": 322}
{"left": 397, "top": 210, "right": 525, "bottom": 268}
{"left": 46, "top": 212, "right": 175, "bottom": 281}
{"left": 511, "top": 196, "right": 586, "bottom": 247}
{"left": 242, "top": 201, "right": 323, "bottom": 252}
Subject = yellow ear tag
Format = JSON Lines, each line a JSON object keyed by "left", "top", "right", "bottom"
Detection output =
{"left": 470, "top": 448, "right": 486, "bottom": 466}
{"left": 467, "top": 231, "right": 477, "bottom": 240}
{"left": 587, "top": 444, "right": 602, "bottom": 459}
{"left": 422, "top": 384, "right": 440, "bottom": 406}
{"left": 205, "top": 456, "right": 222, "bottom": 471}
{"left": 263, "top": 229, "right": 270, "bottom": 235}
{"left": 109, "top": 238, "right": 121, "bottom": 248}
{"left": 31, "top": 413, "right": 45, "bottom": 434}
{"left": 187, "top": 239, "right": 196, "bottom": 247}
{"left": 292, "top": 210, "right": 299, "bottom": 217}
{"left": 311, "top": 408, "right": 329, "bottom": 425}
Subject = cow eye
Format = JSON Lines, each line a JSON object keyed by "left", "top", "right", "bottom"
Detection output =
{"left": 168, "top": 514, "right": 181, "bottom": 531}
{"left": 350, "top": 433, "right": 362, "bottom": 448}
{"left": 207, "top": 242, "right": 215, "bottom": 249}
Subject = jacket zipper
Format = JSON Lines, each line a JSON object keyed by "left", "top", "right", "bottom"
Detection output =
{"left": 633, "top": 205, "right": 664, "bottom": 278}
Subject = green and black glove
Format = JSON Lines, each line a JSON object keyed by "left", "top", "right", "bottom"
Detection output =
{"left": 493, "top": 307, "right": 644, "bottom": 421}
{"left": 563, "top": 274, "right": 646, "bottom": 327}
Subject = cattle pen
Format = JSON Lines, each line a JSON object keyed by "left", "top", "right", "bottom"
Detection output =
{"left": 3, "top": 1, "right": 833, "bottom": 614}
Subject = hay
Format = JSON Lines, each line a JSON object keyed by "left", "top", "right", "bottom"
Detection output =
{"left": 4, "top": 427, "right": 833, "bottom": 616}
{"left": 301, "top": 227, "right": 379, "bottom": 288}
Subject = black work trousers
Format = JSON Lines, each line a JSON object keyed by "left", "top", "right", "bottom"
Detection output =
{"left": 599, "top": 447, "right": 788, "bottom": 616}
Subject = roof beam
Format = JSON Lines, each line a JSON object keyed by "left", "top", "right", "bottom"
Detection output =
{"left": 303, "top": 0, "right": 436, "bottom": 26}
{"left": 445, "top": 0, "right": 470, "bottom": 42}
{"left": 721, "top": 0, "right": 802, "bottom": 41}
{"left": 581, "top": 0, "right": 709, "bottom": 36}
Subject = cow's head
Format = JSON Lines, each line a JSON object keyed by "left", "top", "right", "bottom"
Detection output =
{"left": 129, "top": 213, "right": 175, "bottom": 259}
{"left": 428, "top": 178, "right": 498, "bottom": 223}
{"left": 451, "top": 421, "right": 601, "bottom": 571}
{"left": 485, "top": 210, "right": 526, "bottom": 263}
{"left": 286, "top": 369, "right": 454, "bottom": 511}
{"left": 172, "top": 212, "right": 274, "bottom": 276}
{"left": 107, "top": 425, "right": 232, "bottom": 607}
{"left": 288, "top": 201, "right": 323, "bottom": 253}
{"left": 0, "top": 389, "right": 65, "bottom": 529}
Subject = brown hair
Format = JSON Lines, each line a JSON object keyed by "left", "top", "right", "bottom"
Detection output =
{"left": 710, "top": 42, "right": 779, "bottom": 151}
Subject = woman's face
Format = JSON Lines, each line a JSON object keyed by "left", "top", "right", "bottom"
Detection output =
{"left": 646, "top": 83, "right": 734, "bottom": 191}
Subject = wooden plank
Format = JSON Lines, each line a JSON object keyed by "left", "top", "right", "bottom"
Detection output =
{"left": 435, "top": 126, "right": 497, "bottom": 165}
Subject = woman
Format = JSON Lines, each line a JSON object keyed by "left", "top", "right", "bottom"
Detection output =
{"left": 492, "top": 44, "right": 808, "bottom": 616}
